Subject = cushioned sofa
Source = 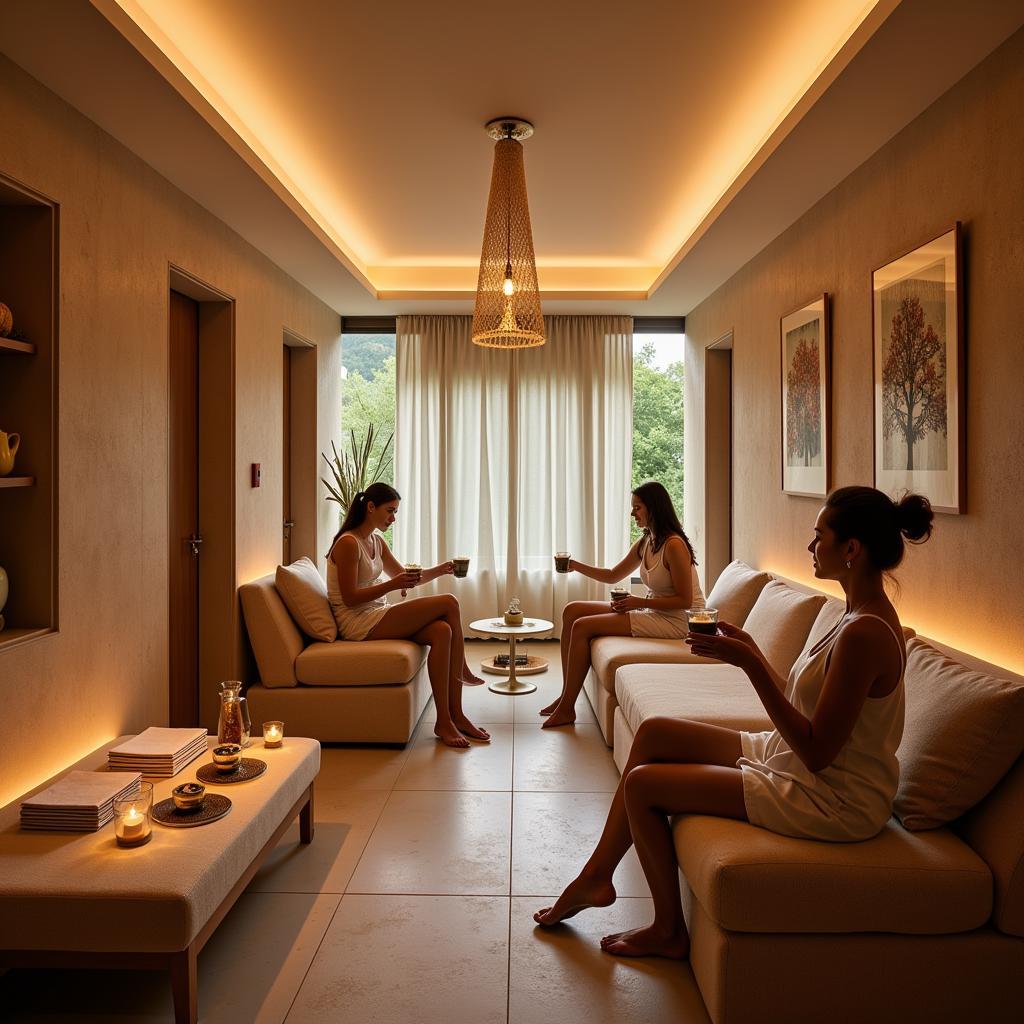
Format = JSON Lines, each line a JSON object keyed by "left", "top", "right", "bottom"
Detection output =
{"left": 240, "top": 559, "right": 430, "bottom": 743}
{"left": 589, "top": 561, "right": 1024, "bottom": 1023}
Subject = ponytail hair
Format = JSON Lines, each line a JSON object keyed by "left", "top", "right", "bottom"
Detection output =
{"left": 825, "top": 486, "right": 933, "bottom": 571}
{"left": 328, "top": 482, "right": 401, "bottom": 555}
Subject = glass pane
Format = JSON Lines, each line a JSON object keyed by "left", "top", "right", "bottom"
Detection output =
{"left": 338, "top": 334, "right": 396, "bottom": 541}
{"left": 632, "top": 334, "right": 685, "bottom": 545}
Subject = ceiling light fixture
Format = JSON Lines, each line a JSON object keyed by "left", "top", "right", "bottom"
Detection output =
{"left": 471, "top": 118, "right": 545, "bottom": 349}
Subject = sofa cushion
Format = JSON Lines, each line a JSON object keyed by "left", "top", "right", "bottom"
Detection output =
{"left": 590, "top": 637, "right": 717, "bottom": 697}
{"left": 275, "top": 558, "right": 337, "bottom": 642}
{"left": 295, "top": 639, "right": 425, "bottom": 686}
{"left": 705, "top": 560, "right": 772, "bottom": 627}
{"left": 239, "top": 575, "right": 303, "bottom": 687}
{"left": 673, "top": 814, "right": 992, "bottom": 935}
{"left": 895, "top": 638, "right": 1024, "bottom": 831}
{"left": 742, "top": 580, "right": 826, "bottom": 679}
{"left": 615, "top": 663, "right": 772, "bottom": 735}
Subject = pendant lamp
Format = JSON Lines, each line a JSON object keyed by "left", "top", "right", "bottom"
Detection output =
{"left": 471, "top": 118, "right": 545, "bottom": 348}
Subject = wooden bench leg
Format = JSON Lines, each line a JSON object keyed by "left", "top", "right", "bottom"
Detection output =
{"left": 300, "top": 783, "right": 315, "bottom": 844}
{"left": 170, "top": 945, "right": 198, "bottom": 1024}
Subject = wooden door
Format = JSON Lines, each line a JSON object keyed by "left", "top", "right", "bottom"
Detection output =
{"left": 169, "top": 290, "right": 200, "bottom": 726}
{"left": 283, "top": 345, "right": 293, "bottom": 564}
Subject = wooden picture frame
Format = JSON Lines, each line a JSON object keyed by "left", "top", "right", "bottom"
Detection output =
{"left": 781, "top": 294, "right": 830, "bottom": 497}
{"left": 872, "top": 224, "right": 964, "bottom": 513}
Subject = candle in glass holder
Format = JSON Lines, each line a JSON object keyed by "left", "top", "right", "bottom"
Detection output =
{"left": 263, "top": 721, "right": 284, "bottom": 748}
{"left": 114, "top": 782, "right": 153, "bottom": 847}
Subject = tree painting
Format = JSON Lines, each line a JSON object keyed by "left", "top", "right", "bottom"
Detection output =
{"left": 785, "top": 324, "right": 821, "bottom": 467}
{"left": 881, "top": 288, "right": 947, "bottom": 471}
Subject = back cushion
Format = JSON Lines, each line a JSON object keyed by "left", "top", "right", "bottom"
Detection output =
{"left": 705, "top": 561, "right": 771, "bottom": 627}
{"left": 742, "top": 581, "right": 826, "bottom": 679}
{"left": 803, "top": 597, "right": 846, "bottom": 653}
{"left": 275, "top": 557, "right": 337, "bottom": 642}
{"left": 895, "top": 638, "right": 1024, "bottom": 831}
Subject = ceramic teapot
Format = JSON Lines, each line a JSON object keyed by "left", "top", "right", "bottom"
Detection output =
{"left": 0, "top": 431, "right": 20, "bottom": 477}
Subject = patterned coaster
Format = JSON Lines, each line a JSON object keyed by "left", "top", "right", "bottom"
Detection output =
{"left": 196, "top": 758, "right": 268, "bottom": 786}
{"left": 153, "top": 793, "right": 232, "bottom": 828}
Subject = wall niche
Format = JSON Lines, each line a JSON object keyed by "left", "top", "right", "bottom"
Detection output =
{"left": 0, "top": 171, "right": 58, "bottom": 649}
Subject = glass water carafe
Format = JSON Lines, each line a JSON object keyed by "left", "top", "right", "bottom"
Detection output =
{"left": 217, "top": 681, "right": 250, "bottom": 747}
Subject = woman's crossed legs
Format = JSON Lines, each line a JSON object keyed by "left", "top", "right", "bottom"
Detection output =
{"left": 534, "top": 717, "right": 747, "bottom": 958}
{"left": 367, "top": 594, "right": 489, "bottom": 747}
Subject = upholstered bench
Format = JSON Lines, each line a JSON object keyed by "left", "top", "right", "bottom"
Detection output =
{"left": 240, "top": 561, "right": 431, "bottom": 743}
{"left": 0, "top": 735, "right": 320, "bottom": 1024}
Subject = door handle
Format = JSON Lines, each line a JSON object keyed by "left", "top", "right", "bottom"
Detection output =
{"left": 188, "top": 535, "right": 203, "bottom": 556}
{"left": 283, "top": 520, "right": 296, "bottom": 537}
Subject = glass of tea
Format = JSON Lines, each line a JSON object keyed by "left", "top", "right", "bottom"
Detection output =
{"left": 686, "top": 607, "right": 719, "bottom": 635}
{"left": 610, "top": 586, "right": 630, "bottom": 604}
{"left": 452, "top": 556, "right": 470, "bottom": 578}
{"left": 554, "top": 552, "right": 571, "bottom": 573}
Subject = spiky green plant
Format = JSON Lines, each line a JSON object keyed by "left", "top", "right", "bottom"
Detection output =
{"left": 321, "top": 425, "right": 394, "bottom": 516}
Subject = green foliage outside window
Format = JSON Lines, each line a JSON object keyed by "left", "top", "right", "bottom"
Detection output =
{"left": 631, "top": 341, "right": 685, "bottom": 544}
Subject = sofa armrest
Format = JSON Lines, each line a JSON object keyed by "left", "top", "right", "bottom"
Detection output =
{"left": 240, "top": 575, "right": 304, "bottom": 687}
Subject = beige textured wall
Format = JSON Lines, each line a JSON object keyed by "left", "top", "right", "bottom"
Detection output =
{"left": 685, "top": 28, "right": 1024, "bottom": 675}
{"left": 0, "top": 56, "right": 342, "bottom": 807}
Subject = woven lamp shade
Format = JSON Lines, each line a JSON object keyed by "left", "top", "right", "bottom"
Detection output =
{"left": 472, "top": 136, "right": 545, "bottom": 349}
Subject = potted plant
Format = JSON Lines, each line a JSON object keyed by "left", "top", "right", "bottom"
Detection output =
{"left": 321, "top": 424, "right": 394, "bottom": 516}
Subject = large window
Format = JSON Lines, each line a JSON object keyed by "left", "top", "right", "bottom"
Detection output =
{"left": 338, "top": 331, "right": 396, "bottom": 534}
{"left": 632, "top": 331, "right": 684, "bottom": 543}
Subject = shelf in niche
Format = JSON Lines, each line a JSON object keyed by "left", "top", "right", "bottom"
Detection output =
{"left": 0, "top": 627, "right": 54, "bottom": 652}
{"left": 0, "top": 337, "right": 35, "bottom": 354}
{"left": 0, "top": 476, "right": 35, "bottom": 488}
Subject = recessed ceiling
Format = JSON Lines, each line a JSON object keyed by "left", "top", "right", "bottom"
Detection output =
{"left": 109, "top": 0, "right": 883, "bottom": 299}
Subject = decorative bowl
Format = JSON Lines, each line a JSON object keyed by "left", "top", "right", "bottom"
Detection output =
{"left": 504, "top": 612, "right": 524, "bottom": 626}
{"left": 212, "top": 744, "right": 242, "bottom": 773}
{"left": 171, "top": 781, "right": 207, "bottom": 812}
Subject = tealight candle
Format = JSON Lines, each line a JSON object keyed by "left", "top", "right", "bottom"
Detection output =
{"left": 263, "top": 721, "right": 284, "bottom": 748}
{"left": 114, "top": 782, "right": 153, "bottom": 847}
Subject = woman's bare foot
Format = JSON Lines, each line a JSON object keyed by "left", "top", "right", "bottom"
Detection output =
{"left": 538, "top": 698, "right": 561, "bottom": 716}
{"left": 454, "top": 715, "right": 490, "bottom": 742}
{"left": 461, "top": 670, "right": 486, "bottom": 687}
{"left": 534, "top": 874, "right": 616, "bottom": 926}
{"left": 600, "top": 924, "right": 689, "bottom": 959}
{"left": 541, "top": 704, "right": 577, "bottom": 728}
{"left": 434, "top": 723, "right": 470, "bottom": 748}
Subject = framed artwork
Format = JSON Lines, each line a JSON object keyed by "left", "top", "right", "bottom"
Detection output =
{"left": 872, "top": 224, "right": 964, "bottom": 513}
{"left": 781, "top": 294, "right": 830, "bottom": 497}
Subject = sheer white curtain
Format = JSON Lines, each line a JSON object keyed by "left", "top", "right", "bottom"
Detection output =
{"left": 394, "top": 314, "right": 632, "bottom": 631}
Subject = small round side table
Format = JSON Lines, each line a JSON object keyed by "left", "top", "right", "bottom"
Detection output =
{"left": 468, "top": 617, "right": 554, "bottom": 695}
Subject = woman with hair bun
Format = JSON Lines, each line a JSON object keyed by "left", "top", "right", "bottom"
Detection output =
{"left": 535, "top": 486, "right": 933, "bottom": 960}
{"left": 327, "top": 482, "right": 488, "bottom": 748}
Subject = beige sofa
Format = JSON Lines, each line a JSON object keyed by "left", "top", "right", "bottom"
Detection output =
{"left": 589, "top": 561, "right": 1024, "bottom": 1023}
{"left": 240, "top": 568, "right": 431, "bottom": 743}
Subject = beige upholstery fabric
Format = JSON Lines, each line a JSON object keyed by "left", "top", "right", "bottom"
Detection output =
{"left": 246, "top": 667, "right": 431, "bottom": 743}
{"left": 295, "top": 639, "right": 425, "bottom": 686}
{"left": 741, "top": 580, "right": 826, "bottom": 678}
{"left": 896, "top": 638, "right": 1024, "bottom": 831}
{"left": 804, "top": 596, "right": 845, "bottom": 651}
{"left": 683, "top": 895, "right": 1024, "bottom": 1024}
{"left": 275, "top": 557, "right": 337, "bottom": 642}
{"left": 673, "top": 813, "right": 991, "bottom": 934}
{"left": 705, "top": 560, "right": 772, "bottom": 627}
{"left": 958, "top": 755, "right": 1024, "bottom": 937}
{"left": 0, "top": 737, "right": 320, "bottom": 953}
{"left": 615, "top": 663, "right": 771, "bottom": 736}
{"left": 591, "top": 636, "right": 716, "bottom": 697}
{"left": 240, "top": 575, "right": 304, "bottom": 687}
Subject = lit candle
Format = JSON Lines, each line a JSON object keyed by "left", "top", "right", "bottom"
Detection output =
{"left": 114, "top": 782, "right": 153, "bottom": 847}
{"left": 263, "top": 721, "right": 284, "bottom": 748}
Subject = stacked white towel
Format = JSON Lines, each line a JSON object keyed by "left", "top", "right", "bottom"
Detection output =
{"left": 21, "top": 771, "right": 142, "bottom": 831}
{"left": 107, "top": 727, "right": 208, "bottom": 778}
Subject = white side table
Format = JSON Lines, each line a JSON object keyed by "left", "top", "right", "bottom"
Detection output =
{"left": 469, "top": 617, "right": 554, "bottom": 695}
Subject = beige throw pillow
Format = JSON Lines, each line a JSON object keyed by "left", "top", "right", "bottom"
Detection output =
{"left": 742, "top": 580, "right": 826, "bottom": 679}
{"left": 705, "top": 561, "right": 771, "bottom": 626}
{"left": 275, "top": 557, "right": 337, "bottom": 643}
{"left": 895, "top": 639, "right": 1024, "bottom": 830}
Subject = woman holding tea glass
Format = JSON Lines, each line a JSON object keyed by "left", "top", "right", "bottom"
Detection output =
{"left": 534, "top": 487, "right": 933, "bottom": 961}
{"left": 327, "top": 482, "right": 488, "bottom": 748}
{"left": 542, "top": 481, "right": 702, "bottom": 728}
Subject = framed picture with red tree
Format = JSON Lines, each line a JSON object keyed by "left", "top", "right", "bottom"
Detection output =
{"left": 781, "top": 294, "right": 830, "bottom": 497}
{"left": 873, "top": 225, "right": 964, "bottom": 513}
